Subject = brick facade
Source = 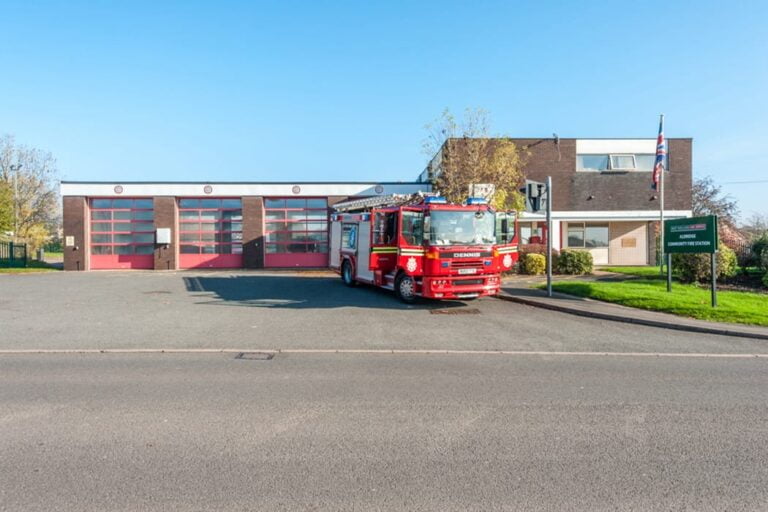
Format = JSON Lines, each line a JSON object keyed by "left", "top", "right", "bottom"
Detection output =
{"left": 242, "top": 196, "right": 264, "bottom": 268}
{"left": 152, "top": 196, "right": 177, "bottom": 270}
{"left": 440, "top": 138, "right": 693, "bottom": 212}
{"left": 62, "top": 196, "right": 88, "bottom": 271}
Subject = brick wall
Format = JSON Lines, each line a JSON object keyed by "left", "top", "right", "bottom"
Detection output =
{"left": 441, "top": 138, "right": 693, "bottom": 212}
{"left": 62, "top": 196, "right": 88, "bottom": 271}
{"left": 242, "top": 196, "right": 264, "bottom": 268}
{"left": 153, "top": 197, "right": 177, "bottom": 270}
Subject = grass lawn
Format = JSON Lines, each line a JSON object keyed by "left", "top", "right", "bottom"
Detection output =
{"left": 598, "top": 266, "right": 669, "bottom": 278}
{"left": 0, "top": 260, "right": 60, "bottom": 274}
{"left": 548, "top": 279, "right": 768, "bottom": 327}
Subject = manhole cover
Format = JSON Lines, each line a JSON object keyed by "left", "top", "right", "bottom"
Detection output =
{"left": 430, "top": 308, "right": 481, "bottom": 315}
{"left": 235, "top": 352, "right": 275, "bottom": 360}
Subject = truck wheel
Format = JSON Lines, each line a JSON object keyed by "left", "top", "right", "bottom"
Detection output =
{"left": 342, "top": 260, "right": 357, "bottom": 287}
{"left": 395, "top": 273, "right": 416, "bottom": 303}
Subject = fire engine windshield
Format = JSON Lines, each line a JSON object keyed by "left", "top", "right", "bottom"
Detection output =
{"left": 427, "top": 209, "right": 496, "bottom": 246}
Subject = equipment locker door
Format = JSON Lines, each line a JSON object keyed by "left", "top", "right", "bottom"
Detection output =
{"left": 356, "top": 221, "right": 374, "bottom": 281}
{"left": 329, "top": 221, "right": 342, "bottom": 269}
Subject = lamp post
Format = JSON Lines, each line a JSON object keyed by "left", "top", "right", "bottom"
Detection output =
{"left": 9, "top": 164, "right": 22, "bottom": 242}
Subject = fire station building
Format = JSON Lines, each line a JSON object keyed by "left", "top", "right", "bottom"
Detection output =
{"left": 60, "top": 137, "right": 692, "bottom": 271}
{"left": 60, "top": 182, "right": 429, "bottom": 271}
{"left": 422, "top": 137, "right": 693, "bottom": 266}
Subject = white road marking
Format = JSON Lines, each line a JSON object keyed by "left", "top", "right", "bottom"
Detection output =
{"left": 0, "top": 349, "right": 766, "bottom": 359}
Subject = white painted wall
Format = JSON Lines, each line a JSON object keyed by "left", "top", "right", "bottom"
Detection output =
{"left": 61, "top": 182, "right": 431, "bottom": 198}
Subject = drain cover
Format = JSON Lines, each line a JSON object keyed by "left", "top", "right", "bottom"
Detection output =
{"left": 430, "top": 308, "right": 481, "bottom": 315}
{"left": 143, "top": 290, "right": 172, "bottom": 295}
{"left": 235, "top": 352, "right": 275, "bottom": 360}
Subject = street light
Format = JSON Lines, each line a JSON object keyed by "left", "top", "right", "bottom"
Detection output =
{"left": 9, "top": 164, "right": 22, "bottom": 242}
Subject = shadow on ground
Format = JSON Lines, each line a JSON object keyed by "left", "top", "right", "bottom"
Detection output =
{"left": 183, "top": 274, "right": 469, "bottom": 310}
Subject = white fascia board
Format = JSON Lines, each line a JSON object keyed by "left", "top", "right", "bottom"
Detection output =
{"left": 60, "top": 182, "right": 432, "bottom": 197}
{"left": 576, "top": 139, "right": 657, "bottom": 154}
{"left": 519, "top": 210, "right": 691, "bottom": 221}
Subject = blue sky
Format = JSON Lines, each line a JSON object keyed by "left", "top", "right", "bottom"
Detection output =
{"left": 2, "top": 0, "right": 767, "bottom": 219}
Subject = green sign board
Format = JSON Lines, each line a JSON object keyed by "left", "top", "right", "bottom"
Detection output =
{"left": 664, "top": 215, "right": 718, "bottom": 254}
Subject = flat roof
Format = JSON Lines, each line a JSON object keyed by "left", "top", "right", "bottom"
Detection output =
{"left": 60, "top": 181, "right": 431, "bottom": 198}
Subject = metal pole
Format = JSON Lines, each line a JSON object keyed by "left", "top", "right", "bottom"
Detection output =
{"left": 667, "top": 253, "right": 672, "bottom": 292}
{"left": 658, "top": 114, "right": 665, "bottom": 275}
{"left": 711, "top": 252, "right": 717, "bottom": 307}
{"left": 546, "top": 176, "right": 552, "bottom": 298}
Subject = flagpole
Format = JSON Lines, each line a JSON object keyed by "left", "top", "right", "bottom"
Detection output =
{"left": 659, "top": 113, "right": 665, "bottom": 275}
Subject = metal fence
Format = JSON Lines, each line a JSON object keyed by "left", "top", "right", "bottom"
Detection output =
{"left": 0, "top": 241, "right": 28, "bottom": 267}
{"left": 730, "top": 240, "right": 754, "bottom": 268}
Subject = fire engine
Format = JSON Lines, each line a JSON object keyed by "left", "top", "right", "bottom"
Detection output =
{"left": 329, "top": 193, "right": 518, "bottom": 302}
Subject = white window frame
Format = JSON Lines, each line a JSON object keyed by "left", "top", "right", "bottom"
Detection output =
{"left": 608, "top": 154, "right": 636, "bottom": 171}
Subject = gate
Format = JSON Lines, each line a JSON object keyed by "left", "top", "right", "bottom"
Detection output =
{"left": 0, "top": 241, "right": 28, "bottom": 267}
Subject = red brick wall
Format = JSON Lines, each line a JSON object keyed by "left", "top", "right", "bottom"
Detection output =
{"left": 153, "top": 197, "right": 177, "bottom": 270}
{"left": 62, "top": 196, "right": 88, "bottom": 271}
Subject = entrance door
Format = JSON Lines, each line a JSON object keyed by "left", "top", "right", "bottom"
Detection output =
{"left": 264, "top": 198, "right": 329, "bottom": 267}
{"left": 179, "top": 198, "right": 243, "bottom": 269}
{"left": 90, "top": 198, "right": 155, "bottom": 269}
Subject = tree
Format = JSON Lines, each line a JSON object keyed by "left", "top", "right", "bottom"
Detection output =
{"left": 692, "top": 176, "right": 739, "bottom": 224}
{"left": 422, "top": 109, "right": 526, "bottom": 211}
{"left": 0, "top": 180, "right": 12, "bottom": 237}
{"left": 741, "top": 213, "right": 768, "bottom": 239}
{"left": 0, "top": 135, "right": 61, "bottom": 250}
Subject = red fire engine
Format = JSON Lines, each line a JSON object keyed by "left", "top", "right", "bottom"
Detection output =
{"left": 329, "top": 193, "right": 518, "bottom": 302}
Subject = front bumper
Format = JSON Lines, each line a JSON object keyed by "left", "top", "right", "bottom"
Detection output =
{"left": 420, "top": 276, "right": 501, "bottom": 300}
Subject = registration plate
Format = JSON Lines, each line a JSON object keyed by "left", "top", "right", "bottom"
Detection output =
{"left": 457, "top": 268, "right": 478, "bottom": 275}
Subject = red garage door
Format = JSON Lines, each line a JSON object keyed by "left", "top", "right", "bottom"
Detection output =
{"left": 179, "top": 198, "right": 243, "bottom": 269}
{"left": 264, "top": 198, "right": 329, "bottom": 267}
{"left": 90, "top": 198, "right": 155, "bottom": 269}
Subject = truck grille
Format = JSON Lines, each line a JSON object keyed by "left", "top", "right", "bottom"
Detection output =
{"left": 455, "top": 279, "right": 484, "bottom": 286}
{"left": 451, "top": 260, "right": 483, "bottom": 269}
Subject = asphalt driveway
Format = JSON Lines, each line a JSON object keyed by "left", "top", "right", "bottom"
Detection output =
{"left": 1, "top": 270, "right": 767, "bottom": 353}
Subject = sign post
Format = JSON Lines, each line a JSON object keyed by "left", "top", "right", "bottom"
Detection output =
{"left": 519, "top": 179, "right": 552, "bottom": 297}
{"left": 663, "top": 215, "right": 719, "bottom": 307}
{"left": 545, "top": 176, "right": 552, "bottom": 298}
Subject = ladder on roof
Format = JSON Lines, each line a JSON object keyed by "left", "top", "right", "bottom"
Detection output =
{"left": 332, "top": 193, "right": 426, "bottom": 212}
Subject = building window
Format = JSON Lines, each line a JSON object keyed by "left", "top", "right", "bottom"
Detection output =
{"left": 264, "top": 198, "right": 328, "bottom": 254}
{"left": 90, "top": 198, "right": 154, "bottom": 255}
{"left": 609, "top": 154, "right": 636, "bottom": 170}
{"left": 578, "top": 153, "right": 668, "bottom": 172}
{"left": 178, "top": 198, "right": 243, "bottom": 255}
{"left": 566, "top": 222, "right": 609, "bottom": 248}
{"left": 519, "top": 222, "right": 542, "bottom": 244}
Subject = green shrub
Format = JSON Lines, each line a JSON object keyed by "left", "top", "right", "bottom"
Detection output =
{"left": 555, "top": 249, "right": 593, "bottom": 275}
{"left": 518, "top": 243, "right": 559, "bottom": 270}
{"left": 761, "top": 250, "right": 768, "bottom": 272}
{"left": 672, "top": 243, "right": 738, "bottom": 283}
{"left": 520, "top": 253, "right": 546, "bottom": 275}
{"left": 763, "top": 272, "right": 768, "bottom": 289}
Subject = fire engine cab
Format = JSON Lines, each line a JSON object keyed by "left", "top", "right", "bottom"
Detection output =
{"left": 329, "top": 193, "right": 517, "bottom": 302}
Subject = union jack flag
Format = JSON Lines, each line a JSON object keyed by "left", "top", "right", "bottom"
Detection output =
{"left": 652, "top": 115, "right": 665, "bottom": 190}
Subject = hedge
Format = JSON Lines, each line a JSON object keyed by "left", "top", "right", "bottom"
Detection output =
{"left": 555, "top": 249, "right": 593, "bottom": 275}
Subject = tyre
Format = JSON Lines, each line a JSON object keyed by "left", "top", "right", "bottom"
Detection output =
{"left": 342, "top": 260, "right": 357, "bottom": 287}
{"left": 394, "top": 272, "right": 417, "bottom": 303}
